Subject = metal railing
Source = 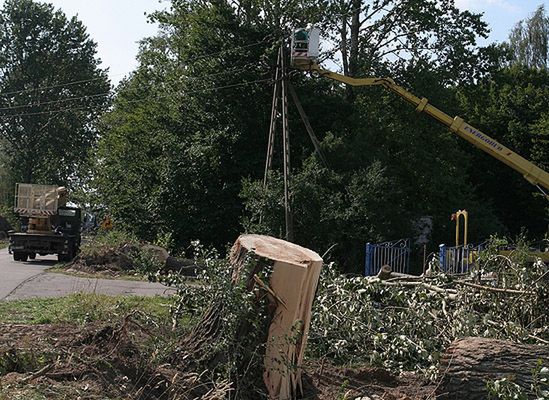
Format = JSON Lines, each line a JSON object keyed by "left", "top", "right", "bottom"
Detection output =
{"left": 439, "top": 243, "right": 485, "bottom": 274}
{"left": 365, "top": 239, "right": 411, "bottom": 276}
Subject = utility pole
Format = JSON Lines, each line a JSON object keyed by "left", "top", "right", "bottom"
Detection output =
{"left": 263, "top": 47, "right": 282, "bottom": 187}
{"left": 263, "top": 42, "right": 327, "bottom": 242}
{"left": 280, "top": 46, "right": 294, "bottom": 242}
{"left": 263, "top": 44, "right": 293, "bottom": 241}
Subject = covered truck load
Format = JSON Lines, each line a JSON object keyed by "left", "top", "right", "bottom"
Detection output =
{"left": 9, "top": 183, "right": 80, "bottom": 262}
{"left": 14, "top": 183, "right": 67, "bottom": 216}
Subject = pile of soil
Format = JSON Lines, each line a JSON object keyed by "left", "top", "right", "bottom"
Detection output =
{"left": 67, "top": 242, "right": 140, "bottom": 276}
{"left": 0, "top": 320, "right": 432, "bottom": 400}
{"left": 65, "top": 242, "right": 201, "bottom": 278}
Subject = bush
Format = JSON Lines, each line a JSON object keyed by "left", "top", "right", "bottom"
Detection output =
{"left": 152, "top": 241, "right": 273, "bottom": 399}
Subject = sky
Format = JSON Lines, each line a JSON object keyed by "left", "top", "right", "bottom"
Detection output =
{"left": 0, "top": 0, "right": 170, "bottom": 84}
{"left": 455, "top": 0, "right": 549, "bottom": 45}
{"left": 0, "top": 0, "right": 548, "bottom": 85}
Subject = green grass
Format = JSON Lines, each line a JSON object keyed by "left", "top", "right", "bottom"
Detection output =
{"left": 0, "top": 241, "right": 7, "bottom": 250}
{"left": 0, "top": 293, "right": 172, "bottom": 325}
{"left": 46, "top": 266, "right": 148, "bottom": 281}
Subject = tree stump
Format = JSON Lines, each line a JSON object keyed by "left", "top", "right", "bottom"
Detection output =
{"left": 230, "top": 234, "right": 323, "bottom": 400}
{"left": 437, "top": 337, "right": 549, "bottom": 399}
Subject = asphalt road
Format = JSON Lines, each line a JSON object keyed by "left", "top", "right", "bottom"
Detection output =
{"left": 0, "top": 248, "right": 174, "bottom": 301}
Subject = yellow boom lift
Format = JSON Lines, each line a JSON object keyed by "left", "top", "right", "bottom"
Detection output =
{"left": 290, "top": 28, "right": 549, "bottom": 201}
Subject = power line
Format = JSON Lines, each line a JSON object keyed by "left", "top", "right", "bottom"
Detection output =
{"left": 0, "top": 77, "right": 274, "bottom": 120}
{"left": 187, "top": 38, "right": 270, "bottom": 62}
{"left": 0, "top": 63, "right": 260, "bottom": 112}
{"left": 0, "top": 74, "right": 121, "bottom": 99}
{"left": 0, "top": 39, "right": 271, "bottom": 100}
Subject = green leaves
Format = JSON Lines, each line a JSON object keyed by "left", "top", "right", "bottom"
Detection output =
{"left": 509, "top": 5, "right": 549, "bottom": 70}
{"left": 309, "top": 239, "right": 549, "bottom": 376}
{"left": 457, "top": 66, "right": 549, "bottom": 237}
{"left": 0, "top": 0, "right": 110, "bottom": 186}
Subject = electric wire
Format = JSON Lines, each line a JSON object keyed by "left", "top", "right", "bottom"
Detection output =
{"left": 0, "top": 38, "right": 271, "bottom": 99}
{"left": 0, "top": 77, "right": 275, "bottom": 120}
{"left": 0, "top": 62, "right": 261, "bottom": 112}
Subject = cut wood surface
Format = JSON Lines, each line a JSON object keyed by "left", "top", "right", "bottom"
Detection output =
{"left": 230, "top": 234, "right": 323, "bottom": 400}
{"left": 437, "top": 337, "right": 549, "bottom": 399}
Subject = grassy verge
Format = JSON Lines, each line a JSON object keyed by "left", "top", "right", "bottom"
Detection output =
{"left": 46, "top": 266, "right": 148, "bottom": 281}
{"left": 0, "top": 293, "right": 172, "bottom": 325}
{"left": 0, "top": 241, "right": 7, "bottom": 250}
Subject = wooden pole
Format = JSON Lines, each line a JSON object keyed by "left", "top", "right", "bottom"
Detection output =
{"left": 288, "top": 83, "right": 329, "bottom": 168}
{"left": 281, "top": 46, "right": 294, "bottom": 241}
{"left": 263, "top": 47, "right": 282, "bottom": 187}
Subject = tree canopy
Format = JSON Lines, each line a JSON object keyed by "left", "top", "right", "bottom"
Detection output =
{"left": 0, "top": 0, "right": 110, "bottom": 187}
{"left": 509, "top": 5, "right": 549, "bottom": 69}
{"left": 94, "top": 0, "right": 531, "bottom": 271}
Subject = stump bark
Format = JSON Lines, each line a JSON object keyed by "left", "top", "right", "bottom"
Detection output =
{"left": 230, "top": 234, "right": 323, "bottom": 400}
{"left": 437, "top": 337, "right": 549, "bottom": 399}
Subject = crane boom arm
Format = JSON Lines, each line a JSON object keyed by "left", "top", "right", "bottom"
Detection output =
{"left": 306, "top": 64, "right": 549, "bottom": 199}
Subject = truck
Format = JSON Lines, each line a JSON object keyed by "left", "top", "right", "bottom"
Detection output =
{"left": 9, "top": 183, "right": 81, "bottom": 262}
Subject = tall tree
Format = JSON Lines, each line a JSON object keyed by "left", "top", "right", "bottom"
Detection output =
{"left": 96, "top": 0, "right": 275, "bottom": 243}
{"left": 0, "top": 0, "right": 110, "bottom": 186}
{"left": 0, "top": 138, "right": 12, "bottom": 206}
{"left": 509, "top": 5, "right": 549, "bottom": 69}
{"left": 323, "top": 0, "right": 489, "bottom": 100}
{"left": 97, "top": 0, "right": 502, "bottom": 270}
{"left": 456, "top": 66, "right": 549, "bottom": 237}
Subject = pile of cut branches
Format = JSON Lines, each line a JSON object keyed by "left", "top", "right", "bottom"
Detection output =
{"left": 308, "top": 237, "right": 549, "bottom": 379}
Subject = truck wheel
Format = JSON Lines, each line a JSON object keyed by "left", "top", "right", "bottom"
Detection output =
{"left": 28, "top": 253, "right": 36, "bottom": 260}
{"left": 14, "top": 252, "right": 28, "bottom": 262}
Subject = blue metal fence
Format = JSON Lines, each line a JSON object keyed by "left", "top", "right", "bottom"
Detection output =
{"left": 439, "top": 243, "right": 485, "bottom": 274}
{"left": 365, "top": 239, "right": 411, "bottom": 276}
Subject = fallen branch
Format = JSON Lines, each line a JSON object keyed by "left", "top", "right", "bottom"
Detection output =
{"left": 379, "top": 280, "right": 457, "bottom": 297}
{"left": 20, "top": 363, "right": 55, "bottom": 383}
{"left": 455, "top": 281, "right": 534, "bottom": 295}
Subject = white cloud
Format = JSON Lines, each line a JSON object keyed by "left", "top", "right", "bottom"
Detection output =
{"left": 455, "top": 0, "right": 520, "bottom": 13}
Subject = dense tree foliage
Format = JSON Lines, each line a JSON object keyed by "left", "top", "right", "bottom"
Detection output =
{"left": 95, "top": 1, "right": 548, "bottom": 271}
{"left": 95, "top": 0, "right": 508, "bottom": 270}
{"left": 95, "top": 0, "right": 276, "bottom": 243}
{"left": 0, "top": 0, "right": 110, "bottom": 186}
{"left": 457, "top": 66, "right": 549, "bottom": 237}
{"left": 322, "top": 0, "right": 490, "bottom": 100}
{"left": 0, "top": 137, "right": 12, "bottom": 206}
{"left": 509, "top": 5, "right": 549, "bottom": 69}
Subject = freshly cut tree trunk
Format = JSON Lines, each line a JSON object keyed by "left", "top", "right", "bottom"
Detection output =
{"left": 437, "top": 337, "right": 549, "bottom": 399}
{"left": 230, "top": 234, "right": 323, "bottom": 400}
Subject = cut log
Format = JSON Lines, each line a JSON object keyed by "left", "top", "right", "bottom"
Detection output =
{"left": 377, "top": 265, "right": 392, "bottom": 280}
{"left": 437, "top": 337, "right": 549, "bottom": 399}
{"left": 230, "top": 234, "right": 323, "bottom": 400}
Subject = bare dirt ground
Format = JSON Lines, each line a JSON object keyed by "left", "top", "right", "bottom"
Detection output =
{"left": 0, "top": 321, "right": 433, "bottom": 400}
{"left": 0, "top": 321, "right": 175, "bottom": 399}
{"left": 304, "top": 361, "right": 435, "bottom": 399}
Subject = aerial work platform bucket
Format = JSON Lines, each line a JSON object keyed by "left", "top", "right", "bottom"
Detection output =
{"left": 290, "top": 27, "right": 320, "bottom": 67}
